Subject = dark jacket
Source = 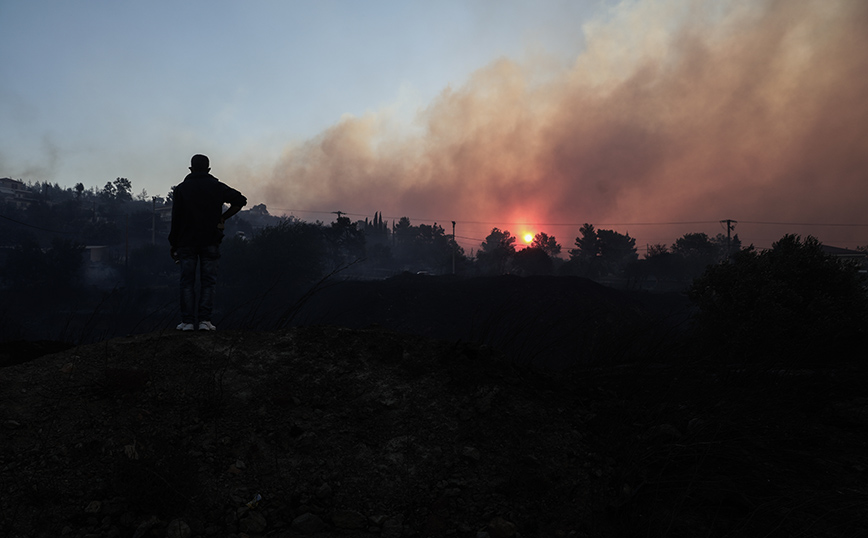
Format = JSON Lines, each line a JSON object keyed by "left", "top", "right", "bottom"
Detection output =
{"left": 168, "top": 172, "right": 247, "bottom": 248}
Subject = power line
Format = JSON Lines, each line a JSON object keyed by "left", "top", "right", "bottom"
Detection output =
{"left": 266, "top": 209, "right": 868, "bottom": 252}
{"left": 0, "top": 214, "right": 75, "bottom": 235}
{"left": 270, "top": 208, "right": 369, "bottom": 218}
{"left": 739, "top": 220, "right": 868, "bottom": 227}
{"left": 267, "top": 208, "right": 722, "bottom": 228}
{"left": 267, "top": 208, "right": 868, "bottom": 230}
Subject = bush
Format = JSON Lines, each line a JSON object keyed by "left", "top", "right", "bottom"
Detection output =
{"left": 689, "top": 235, "right": 868, "bottom": 365}
{"left": 218, "top": 219, "right": 329, "bottom": 328}
{"left": 221, "top": 219, "right": 326, "bottom": 291}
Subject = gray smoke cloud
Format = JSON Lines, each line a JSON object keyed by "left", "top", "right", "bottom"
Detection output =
{"left": 251, "top": 0, "right": 868, "bottom": 249}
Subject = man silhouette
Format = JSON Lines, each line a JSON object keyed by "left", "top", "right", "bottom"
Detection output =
{"left": 169, "top": 154, "right": 247, "bottom": 331}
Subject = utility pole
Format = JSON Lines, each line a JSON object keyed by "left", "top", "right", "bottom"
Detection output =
{"left": 720, "top": 219, "right": 737, "bottom": 259}
{"left": 125, "top": 213, "right": 130, "bottom": 282}
{"left": 452, "top": 221, "right": 456, "bottom": 275}
{"left": 151, "top": 197, "right": 156, "bottom": 246}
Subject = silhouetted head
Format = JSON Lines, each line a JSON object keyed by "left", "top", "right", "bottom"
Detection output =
{"left": 190, "top": 154, "right": 210, "bottom": 172}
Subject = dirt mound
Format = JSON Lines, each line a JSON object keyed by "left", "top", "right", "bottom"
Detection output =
{"left": 2, "top": 324, "right": 867, "bottom": 537}
{"left": 292, "top": 275, "right": 688, "bottom": 369}
{"left": 0, "top": 340, "right": 75, "bottom": 368}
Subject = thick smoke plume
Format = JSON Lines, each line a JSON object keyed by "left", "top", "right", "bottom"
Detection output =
{"left": 255, "top": 0, "right": 868, "bottom": 250}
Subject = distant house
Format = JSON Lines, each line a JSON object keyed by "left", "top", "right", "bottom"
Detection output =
{"left": 0, "top": 177, "right": 32, "bottom": 208}
{"left": 0, "top": 177, "right": 27, "bottom": 197}
{"left": 821, "top": 245, "right": 868, "bottom": 271}
{"left": 156, "top": 205, "right": 173, "bottom": 223}
{"left": 85, "top": 245, "right": 109, "bottom": 263}
{"left": 0, "top": 177, "right": 25, "bottom": 194}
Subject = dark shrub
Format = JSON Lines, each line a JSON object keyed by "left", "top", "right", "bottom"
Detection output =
{"left": 689, "top": 234, "right": 868, "bottom": 365}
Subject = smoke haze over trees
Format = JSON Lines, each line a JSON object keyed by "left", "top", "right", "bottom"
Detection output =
{"left": 241, "top": 0, "right": 868, "bottom": 253}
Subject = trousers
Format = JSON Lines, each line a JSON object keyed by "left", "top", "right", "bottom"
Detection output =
{"left": 177, "top": 245, "right": 220, "bottom": 324}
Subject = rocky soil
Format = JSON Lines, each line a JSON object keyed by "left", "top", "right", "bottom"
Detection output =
{"left": 2, "top": 323, "right": 867, "bottom": 538}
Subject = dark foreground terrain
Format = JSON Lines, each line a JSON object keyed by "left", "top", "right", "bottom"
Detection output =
{"left": 2, "top": 325, "right": 867, "bottom": 538}
{"left": 1, "top": 275, "right": 867, "bottom": 537}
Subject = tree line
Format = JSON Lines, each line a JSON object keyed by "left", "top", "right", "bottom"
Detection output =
{"left": 6, "top": 176, "right": 866, "bottom": 306}
{"left": 1, "top": 177, "right": 747, "bottom": 288}
{"left": 473, "top": 223, "right": 742, "bottom": 286}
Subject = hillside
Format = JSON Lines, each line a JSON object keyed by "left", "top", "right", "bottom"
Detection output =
{"left": 271, "top": 274, "right": 690, "bottom": 370}
{"left": 2, "top": 321, "right": 867, "bottom": 537}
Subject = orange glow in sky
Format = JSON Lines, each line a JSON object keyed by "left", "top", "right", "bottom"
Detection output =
{"left": 256, "top": 0, "right": 868, "bottom": 253}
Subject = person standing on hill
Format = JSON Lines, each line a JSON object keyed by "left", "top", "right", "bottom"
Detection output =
{"left": 169, "top": 154, "right": 247, "bottom": 331}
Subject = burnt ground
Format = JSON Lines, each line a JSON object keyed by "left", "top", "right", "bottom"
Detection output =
{"left": 1, "top": 275, "right": 867, "bottom": 537}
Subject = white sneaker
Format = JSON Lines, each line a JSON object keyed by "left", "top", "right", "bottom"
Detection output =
{"left": 198, "top": 321, "right": 217, "bottom": 331}
{"left": 176, "top": 323, "right": 195, "bottom": 331}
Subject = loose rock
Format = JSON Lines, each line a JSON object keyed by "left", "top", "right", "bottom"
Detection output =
{"left": 333, "top": 509, "right": 367, "bottom": 529}
{"left": 166, "top": 518, "right": 192, "bottom": 538}
{"left": 488, "top": 516, "right": 517, "bottom": 538}
{"left": 292, "top": 512, "right": 325, "bottom": 534}
{"left": 238, "top": 511, "right": 267, "bottom": 534}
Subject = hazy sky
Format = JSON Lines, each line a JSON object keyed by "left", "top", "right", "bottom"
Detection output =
{"left": 2, "top": 0, "right": 867, "bottom": 252}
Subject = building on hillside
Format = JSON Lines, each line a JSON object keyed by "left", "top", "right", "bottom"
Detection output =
{"left": 821, "top": 245, "right": 868, "bottom": 271}
{"left": 0, "top": 177, "right": 25, "bottom": 194}
{"left": 0, "top": 177, "right": 27, "bottom": 200}
{"left": 0, "top": 177, "right": 33, "bottom": 209}
{"left": 84, "top": 245, "right": 109, "bottom": 263}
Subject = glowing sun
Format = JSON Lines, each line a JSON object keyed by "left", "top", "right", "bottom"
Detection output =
{"left": 523, "top": 233, "right": 533, "bottom": 243}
